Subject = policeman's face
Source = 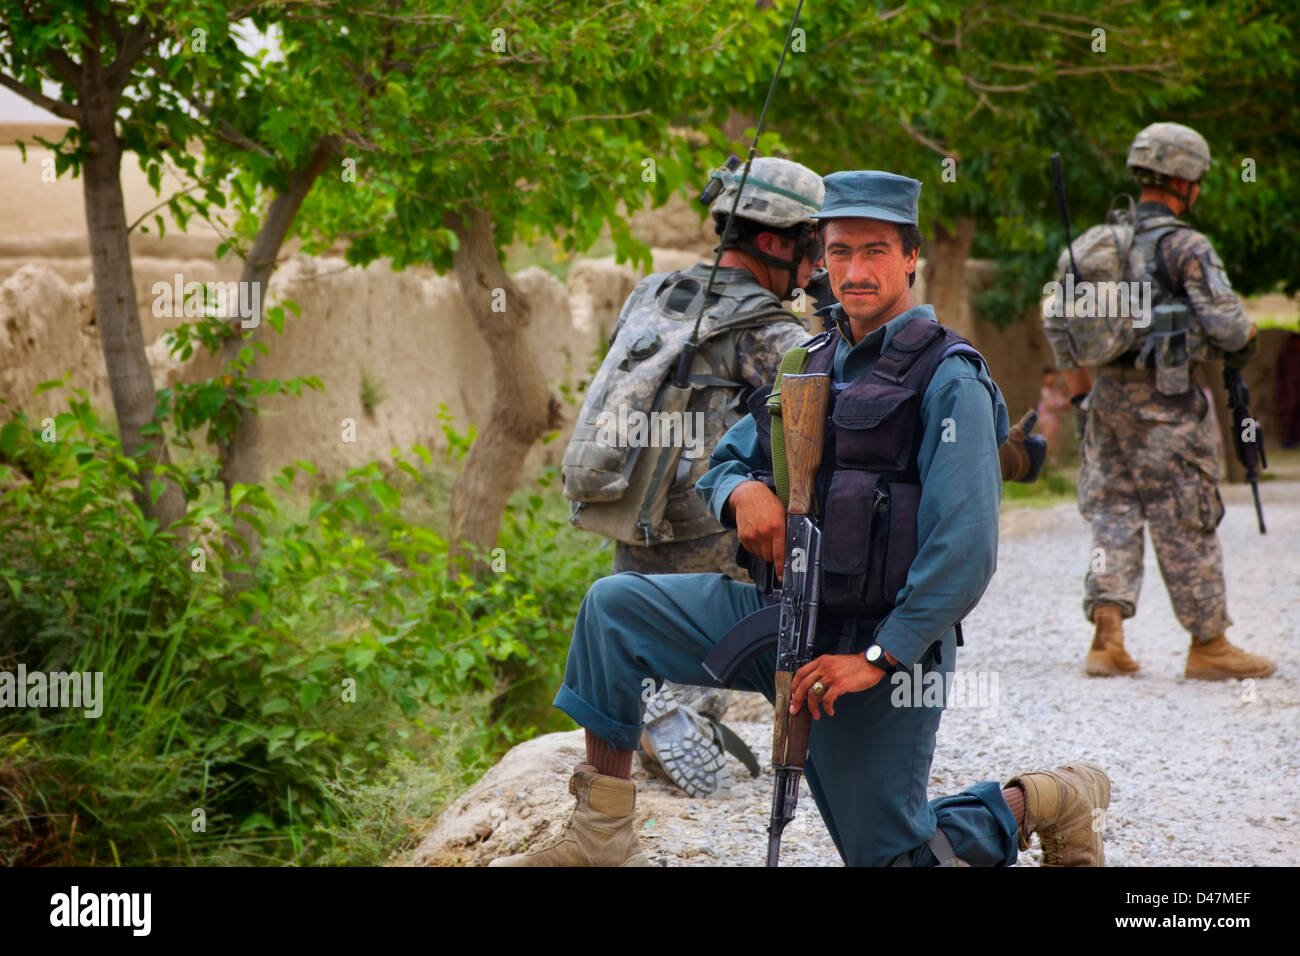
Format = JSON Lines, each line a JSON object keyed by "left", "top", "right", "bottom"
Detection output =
{"left": 821, "top": 219, "right": 917, "bottom": 326}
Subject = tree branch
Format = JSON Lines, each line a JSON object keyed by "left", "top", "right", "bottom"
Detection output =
{"left": 899, "top": 120, "right": 957, "bottom": 159}
{"left": 178, "top": 95, "right": 277, "bottom": 159}
{"left": 126, "top": 181, "right": 206, "bottom": 234}
{"left": 45, "top": 47, "right": 82, "bottom": 87}
{"left": 0, "top": 71, "right": 81, "bottom": 122}
{"left": 564, "top": 109, "right": 651, "bottom": 123}
{"left": 105, "top": 18, "right": 159, "bottom": 96}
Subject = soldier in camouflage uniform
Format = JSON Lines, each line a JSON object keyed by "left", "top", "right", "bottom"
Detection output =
{"left": 591, "top": 157, "right": 828, "bottom": 796}
{"left": 1064, "top": 123, "right": 1275, "bottom": 680}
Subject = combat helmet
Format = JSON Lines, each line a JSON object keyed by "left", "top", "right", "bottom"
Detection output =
{"left": 708, "top": 155, "right": 825, "bottom": 229}
{"left": 1126, "top": 122, "right": 1211, "bottom": 195}
{"left": 703, "top": 156, "right": 824, "bottom": 292}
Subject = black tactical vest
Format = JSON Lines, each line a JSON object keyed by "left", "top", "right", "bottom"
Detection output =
{"left": 744, "top": 315, "right": 991, "bottom": 640}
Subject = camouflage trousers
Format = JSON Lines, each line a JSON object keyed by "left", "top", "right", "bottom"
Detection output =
{"left": 1078, "top": 372, "right": 1230, "bottom": 640}
{"left": 613, "top": 530, "right": 747, "bottom": 579}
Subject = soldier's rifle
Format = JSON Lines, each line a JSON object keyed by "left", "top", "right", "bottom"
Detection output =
{"left": 1223, "top": 365, "right": 1267, "bottom": 534}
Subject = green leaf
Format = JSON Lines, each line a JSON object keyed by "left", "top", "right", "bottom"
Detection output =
{"left": 370, "top": 480, "right": 400, "bottom": 511}
{"left": 239, "top": 812, "right": 276, "bottom": 832}
{"left": 0, "top": 424, "right": 18, "bottom": 456}
{"left": 299, "top": 683, "right": 324, "bottom": 710}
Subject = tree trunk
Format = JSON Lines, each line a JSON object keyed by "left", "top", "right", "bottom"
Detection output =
{"left": 923, "top": 217, "right": 977, "bottom": 338}
{"left": 80, "top": 84, "right": 185, "bottom": 528}
{"left": 445, "top": 206, "right": 563, "bottom": 574}
{"left": 218, "top": 135, "right": 338, "bottom": 495}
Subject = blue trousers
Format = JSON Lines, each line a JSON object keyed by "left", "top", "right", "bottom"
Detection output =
{"left": 554, "top": 572, "right": 1019, "bottom": 867}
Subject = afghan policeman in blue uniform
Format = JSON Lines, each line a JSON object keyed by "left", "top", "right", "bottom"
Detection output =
{"left": 491, "top": 171, "right": 1111, "bottom": 867}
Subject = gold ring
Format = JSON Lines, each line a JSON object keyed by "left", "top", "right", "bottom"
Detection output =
{"left": 812, "top": 681, "right": 826, "bottom": 696}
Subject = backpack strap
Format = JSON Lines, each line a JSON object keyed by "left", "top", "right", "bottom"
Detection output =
{"left": 1151, "top": 225, "right": 1191, "bottom": 297}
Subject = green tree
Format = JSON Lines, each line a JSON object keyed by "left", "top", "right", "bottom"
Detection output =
{"left": 276, "top": 0, "right": 796, "bottom": 569}
{"left": 758, "top": 1, "right": 1298, "bottom": 325}
{"left": 0, "top": 0, "right": 256, "bottom": 525}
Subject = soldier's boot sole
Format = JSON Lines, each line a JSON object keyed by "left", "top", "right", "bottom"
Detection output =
{"left": 1085, "top": 605, "right": 1139, "bottom": 677}
{"left": 639, "top": 695, "right": 727, "bottom": 799}
{"left": 1008, "top": 760, "right": 1111, "bottom": 867}
{"left": 1185, "top": 634, "right": 1277, "bottom": 681}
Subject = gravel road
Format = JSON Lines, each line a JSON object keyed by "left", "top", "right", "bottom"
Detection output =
{"left": 639, "top": 481, "right": 1300, "bottom": 866}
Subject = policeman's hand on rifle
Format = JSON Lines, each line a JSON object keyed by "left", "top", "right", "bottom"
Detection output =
{"left": 726, "top": 480, "right": 788, "bottom": 580}
{"left": 789, "top": 651, "right": 898, "bottom": 719}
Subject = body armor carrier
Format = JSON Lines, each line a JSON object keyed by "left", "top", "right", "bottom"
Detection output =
{"left": 744, "top": 316, "right": 992, "bottom": 645}
{"left": 1120, "top": 211, "right": 1195, "bottom": 395}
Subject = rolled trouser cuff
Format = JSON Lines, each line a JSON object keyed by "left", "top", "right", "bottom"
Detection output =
{"left": 554, "top": 683, "right": 643, "bottom": 752}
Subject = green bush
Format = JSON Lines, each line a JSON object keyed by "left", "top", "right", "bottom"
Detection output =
{"left": 0, "top": 388, "right": 607, "bottom": 865}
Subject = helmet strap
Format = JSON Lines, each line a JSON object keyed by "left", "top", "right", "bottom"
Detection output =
{"left": 716, "top": 237, "right": 800, "bottom": 298}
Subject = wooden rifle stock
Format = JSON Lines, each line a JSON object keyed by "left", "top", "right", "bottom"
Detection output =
{"left": 779, "top": 374, "right": 829, "bottom": 519}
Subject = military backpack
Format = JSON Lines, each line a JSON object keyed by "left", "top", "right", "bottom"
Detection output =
{"left": 562, "top": 269, "right": 797, "bottom": 546}
{"left": 1043, "top": 195, "right": 1192, "bottom": 386}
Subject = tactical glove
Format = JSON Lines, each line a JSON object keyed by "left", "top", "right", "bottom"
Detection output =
{"left": 1000, "top": 409, "right": 1048, "bottom": 483}
{"left": 1224, "top": 334, "right": 1259, "bottom": 370}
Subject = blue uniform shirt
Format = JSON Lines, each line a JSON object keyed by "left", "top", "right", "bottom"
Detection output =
{"left": 696, "top": 304, "right": 1010, "bottom": 668}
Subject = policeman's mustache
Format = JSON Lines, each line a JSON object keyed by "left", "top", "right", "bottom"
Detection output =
{"left": 839, "top": 282, "right": 879, "bottom": 292}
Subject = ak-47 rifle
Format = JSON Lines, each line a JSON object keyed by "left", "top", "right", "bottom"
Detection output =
{"left": 764, "top": 373, "right": 829, "bottom": 865}
{"left": 702, "top": 372, "right": 829, "bottom": 866}
{"left": 1223, "top": 365, "right": 1267, "bottom": 534}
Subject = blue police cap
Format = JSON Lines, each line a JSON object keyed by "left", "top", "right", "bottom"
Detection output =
{"left": 811, "top": 170, "right": 921, "bottom": 226}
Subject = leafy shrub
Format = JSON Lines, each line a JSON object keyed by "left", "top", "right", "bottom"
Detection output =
{"left": 0, "top": 388, "right": 607, "bottom": 865}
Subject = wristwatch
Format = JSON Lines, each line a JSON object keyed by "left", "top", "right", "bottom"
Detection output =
{"left": 864, "top": 643, "right": 895, "bottom": 674}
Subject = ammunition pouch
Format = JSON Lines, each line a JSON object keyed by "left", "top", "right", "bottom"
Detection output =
{"left": 1136, "top": 301, "right": 1193, "bottom": 396}
{"left": 820, "top": 469, "right": 920, "bottom": 615}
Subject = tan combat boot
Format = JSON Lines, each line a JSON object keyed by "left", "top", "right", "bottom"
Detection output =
{"left": 1085, "top": 605, "right": 1140, "bottom": 676}
{"left": 1185, "top": 634, "right": 1276, "bottom": 681}
{"left": 1006, "top": 761, "right": 1111, "bottom": 866}
{"left": 488, "top": 765, "right": 650, "bottom": 867}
